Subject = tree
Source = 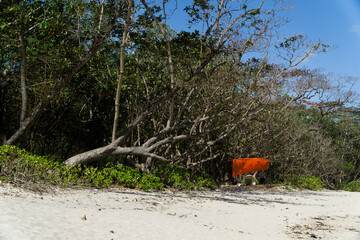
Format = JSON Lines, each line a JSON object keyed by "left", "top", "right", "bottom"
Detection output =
{"left": 2, "top": 1, "right": 357, "bottom": 186}
{"left": 1, "top": 0, "right": 121, "bottom": 146}
{"left": 320, "top": 107, "right": 360, "bottom": 184}
{"left": 64, "top": 0, "right": 329, "bottom": 167}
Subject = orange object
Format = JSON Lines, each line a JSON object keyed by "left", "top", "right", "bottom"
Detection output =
{"left": 232, "top": 158, "right": 270, "bottom": 177}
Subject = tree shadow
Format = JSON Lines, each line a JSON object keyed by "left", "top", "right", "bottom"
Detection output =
{"left": 106, "top": 185, "right": 336, "bottom": 207}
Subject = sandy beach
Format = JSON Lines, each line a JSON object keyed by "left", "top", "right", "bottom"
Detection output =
{"left": 0, "top": 183, "right": 359, "bottom": 240}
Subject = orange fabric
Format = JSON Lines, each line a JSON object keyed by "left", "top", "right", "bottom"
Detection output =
{"left": 232, "top": 160, "right": 246, "bottom": 178}
{"left": 232, "top": 158, "right": 270, "bottom": 177}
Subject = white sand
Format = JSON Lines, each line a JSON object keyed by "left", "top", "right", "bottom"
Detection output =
{"left": 0, "top": 183, "right": 359, "bottom": 240}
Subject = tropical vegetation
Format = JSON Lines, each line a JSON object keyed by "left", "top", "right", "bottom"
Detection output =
{"left": 0, "top": 0, "right": 359, "bottom": 191}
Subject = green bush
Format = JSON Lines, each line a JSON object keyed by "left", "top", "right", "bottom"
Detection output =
{"left": 154, "top": 164, "right": 215, "bottom": 190}
{"left": 113, "top": 164, "right": 141, "bottom": 188}
{"left": 195, "top": 176, "right": 216, "bottom": 190}
{"left": 0, "top": 145, "right": 216, "bottom": 191}
{"left": 0, "top": 146, "right": 143, "bottom": 188}
{"left": 0, "top": 145, "right": 63, "bottom": 184}
{"left": 283, "top": 174, "right": 325, "bottom": 191}
{"left": 341, "top": 180, "right": 360, "bottom": 192}
{"left": 137, "top": 174, "right": 164, "bottom": 191}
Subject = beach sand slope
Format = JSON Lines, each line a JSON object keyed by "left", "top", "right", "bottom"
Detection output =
{"left": 0, "top": 183, "right": 359, "bottom": 240}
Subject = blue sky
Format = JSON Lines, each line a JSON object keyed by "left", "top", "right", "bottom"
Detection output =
{"left": 282, "top": 0, "right": 360, "bottom": 101}
{"left": 167, "top": 0, "right": 360, "bottom": 98}
{"left": 282, "top": 0, "right": 360, "bottom": 79}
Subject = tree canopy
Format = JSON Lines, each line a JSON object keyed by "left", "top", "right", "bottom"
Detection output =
{"left": 1, "top": 0, "right": 359, "bottom": 187}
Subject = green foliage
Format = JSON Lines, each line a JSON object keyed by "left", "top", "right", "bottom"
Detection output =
{"left": 323, "top": 107, "right": 360, "bottom": 184}
{"left": 2, "top": 0, "right": 358, "bottom": 191}
{"left": 194, "top": 176, "right": 216, "bottom": 189}
{"left": 0, "top": 145, "right": 63, "bottom": 184}
{"left": 283, "top": 174, "right": 325, "bottom": 191}
{"left": 0, "top": 146, "right": 215, "bottom": 191}
{"left": 340, "top": 181, "right": 360, "bottom": 192}
{"left": 137, "top": 174, "right": 164, "bottom": 191}
{"left": 276, "top": 35, "right": 304, "bottom": 48}
{"left": 154, "top": 164, "right": 215, "bottom": 190}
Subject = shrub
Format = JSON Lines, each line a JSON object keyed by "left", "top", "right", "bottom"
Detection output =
{"left": 0, "top": 146, "right": 140, "bottom": 188}
{"left": 0, "top": 145, "right": 62, "bottom": 184}
{"left": 113, "top": 164, "right": 141, "bottom": 188}
{"left": 341, "top": 181, "right": 360, "bottom": 192}
{"left": 0, "top": 145, "right": 216, "bottom": 191}
{"left": 153, "top": 164, "right": 216, "bottom": 190}
{"left": 137, "top": 174, "right": 164, "bottom": 191}
{"left": 283, "top": 174, "right": 325, "bottom": 191}
{"left": 195, "top": 176, "right": 216, "bottom": 190}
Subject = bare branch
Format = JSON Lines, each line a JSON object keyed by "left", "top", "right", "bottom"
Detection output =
{"left": 98, "top": 0, "right": 106, "bottom": 30}
{"left": 140, "top": 0, "right": 176, "bottom": 128}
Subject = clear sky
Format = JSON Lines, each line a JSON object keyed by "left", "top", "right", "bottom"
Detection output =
{"left": 282, "top": 0, "right": 360, "bottom": 101}
{"left": 282, "top": 0, "right": 360, "bottom": 79}
{"left": 167, "top": 0, "right": 360, "bottom": 99}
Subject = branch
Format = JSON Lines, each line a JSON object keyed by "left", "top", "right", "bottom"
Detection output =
{"left": 140, "top": 0, "right": 176, "bottom": 128}
{"left": 4, "top": 17, "right": 117, "bottom": 145}
{"left": 216, "top": 0, "right": 265, "bottom": 46}
{"left": 186, "top": 154, "right": 221, "bottom": 168}
{"left": 112, "top": 147, "right": 169, "bottom": 162}
{"left": 112, "top": 42, "right": 218, "bottom": 147}
{"left": 2, "top": 6, "right": 43, "bottom": 29}
{"left": 65, "top": 144, "right": 169, "bottom": 166}
{"left": 146, "top": 134, "right": 199, "bottom": 152}
{"left": 98, "top": 0, "right": 106, "bottom": 30}
{"left": 26, "top": 17, "right": 55, "bottom": 33}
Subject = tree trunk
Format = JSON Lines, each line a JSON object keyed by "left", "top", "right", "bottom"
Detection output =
{"left": 19, "top": 29, "right": 28, "bottom": 126}
{"left": 65, "top": 144, "right": 116, "bottom": 166}
{"left": 4, "top": 34, "right": 112, "bottom": 146}
{"left": 112, "top": 0, "right": 133, "bottom": 142}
